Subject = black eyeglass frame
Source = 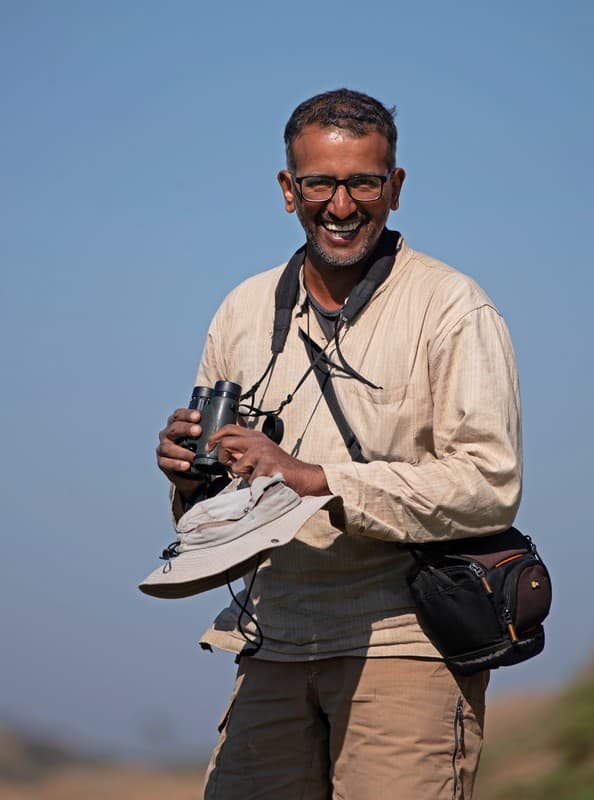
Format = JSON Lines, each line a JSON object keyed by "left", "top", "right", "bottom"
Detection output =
{"left": 291, "top": 172, "right": 393, "bottom": 203}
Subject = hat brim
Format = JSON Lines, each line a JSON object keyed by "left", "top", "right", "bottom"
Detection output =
{"left": 139, "top": 493, "right": 338, "bottom": 599}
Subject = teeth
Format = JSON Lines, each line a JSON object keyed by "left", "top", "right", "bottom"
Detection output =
{"left": 323, "top": 221, "right": 360, "bottom": 233}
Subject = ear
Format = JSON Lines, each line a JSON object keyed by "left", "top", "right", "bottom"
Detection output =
{"left": 277, "top": 170, "right": 296, "bottom": 213}
{"left": 389, "top": 167, "right": 406, "bottom": 211}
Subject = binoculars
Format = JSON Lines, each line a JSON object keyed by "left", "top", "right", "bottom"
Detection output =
{"left": 178, "top": 380, "right": 242, "bottom": 477}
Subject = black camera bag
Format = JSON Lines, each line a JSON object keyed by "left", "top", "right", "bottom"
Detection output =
{"left": 407, "top": 527, "right": 551, "bottom": 674}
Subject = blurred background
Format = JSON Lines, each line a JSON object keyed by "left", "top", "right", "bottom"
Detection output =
{"left": 1, "top": 1, "right": 593, "bottom": 797}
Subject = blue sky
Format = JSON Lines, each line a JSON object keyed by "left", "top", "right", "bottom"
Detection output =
{"left": 1, "top": 0, "right": 593, "bottom": 760}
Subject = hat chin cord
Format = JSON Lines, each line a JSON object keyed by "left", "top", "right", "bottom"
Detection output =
{"left": 225, "top": 552, "right": 264, "bottom": 661}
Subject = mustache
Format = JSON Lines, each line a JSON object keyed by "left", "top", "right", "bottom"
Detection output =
{"left": 316, "top": 211, "right": 370, "bottom": 225}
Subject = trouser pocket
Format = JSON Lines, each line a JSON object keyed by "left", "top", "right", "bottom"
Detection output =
{"left": 216, "top": 694, "right": 236, "bottom": 733}
{"left": 215, "top": 665, "right": 247, "bottom": 733}
{"left": 451, "top": 694, "right": 465, "bottom": 799}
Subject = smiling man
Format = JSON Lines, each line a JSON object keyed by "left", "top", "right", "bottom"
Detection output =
{"left": 157, "top": 89, "right": 522, "bottom": 799}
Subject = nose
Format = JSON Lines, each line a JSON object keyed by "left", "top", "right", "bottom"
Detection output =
{"left": 326, "top": 184, "right": 358, "bottom": 219}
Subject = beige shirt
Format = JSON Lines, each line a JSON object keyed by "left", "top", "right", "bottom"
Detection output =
{"left": 175, "top": 236, "right": 522, "bottom": 660}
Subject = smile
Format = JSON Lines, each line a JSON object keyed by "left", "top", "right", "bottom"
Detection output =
{"left": 320, "top": 220, "right": 363, "bottom": 239}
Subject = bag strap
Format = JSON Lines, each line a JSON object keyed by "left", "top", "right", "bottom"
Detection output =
{"left": 289, "top": 230, "right": 402, "bottom": 459}
{"left": 299, "top": 329, "right": 368, "bottom": 463}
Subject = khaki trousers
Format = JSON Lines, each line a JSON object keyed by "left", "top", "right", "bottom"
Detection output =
{"left": 203, "top": 656, "right": 488, "bottom": 800}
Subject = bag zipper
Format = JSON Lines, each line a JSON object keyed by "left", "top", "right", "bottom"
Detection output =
{"left": 503, "top": 555, "right": 544, "bottom": 640}
{"left": 503, "top": 605, "right": 519, "bottom": 642}
{"left": 472, "top": 555, "right": 541, "bottom": 643}
{"left": 469, "top": 560, "right": 494, "bottom": 595}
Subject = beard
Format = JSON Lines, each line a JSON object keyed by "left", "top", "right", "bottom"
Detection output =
{"left": 294, "top": 205, "right": 384, "bottom": 270}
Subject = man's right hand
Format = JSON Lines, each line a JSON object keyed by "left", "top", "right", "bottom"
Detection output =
{"left": 156, "top": 408, "right": 204, "bottom": 499}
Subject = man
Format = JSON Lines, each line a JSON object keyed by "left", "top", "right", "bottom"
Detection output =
{"left": 157, "top": 89, "right": 521, "bottom": 799}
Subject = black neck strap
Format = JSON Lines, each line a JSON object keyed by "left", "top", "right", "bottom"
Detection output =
{"left": 272, "top": 245, "right": 306, "bottom": 354}
{"left": 272, "top": 229, "right": 401, "bottom": 355}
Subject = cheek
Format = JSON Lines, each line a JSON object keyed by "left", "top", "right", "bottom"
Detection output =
{"left": 375, "top": 201, "right": 394, "bottom": 223}
{"left": 362, "top": 211, "right": 386, "bottom": 231}
{"left": 295, "top": 204, "right": 317, "bottom": 229}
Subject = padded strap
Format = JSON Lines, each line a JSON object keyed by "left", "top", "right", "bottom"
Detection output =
{"left": 272, "top": 246, "right": 305, "bottom": 354}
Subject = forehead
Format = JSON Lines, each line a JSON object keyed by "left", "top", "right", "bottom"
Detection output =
{"left": 291, "top": 124, "right": 391, "bottom": 175}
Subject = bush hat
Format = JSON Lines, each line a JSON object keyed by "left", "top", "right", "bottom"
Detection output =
{"left": 139, "top": 473, "right": 337, "bottom": 599}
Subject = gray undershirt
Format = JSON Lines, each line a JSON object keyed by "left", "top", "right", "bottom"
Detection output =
{"left": 307, "top": 290, "right": 342, "bottom": 341}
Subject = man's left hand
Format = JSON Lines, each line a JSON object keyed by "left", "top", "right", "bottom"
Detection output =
{"left": 207, "top": 425, "right": 330, "bottom": 497}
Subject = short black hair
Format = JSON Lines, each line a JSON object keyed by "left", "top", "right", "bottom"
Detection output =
{"left": 284, "top": 88, "right": 398, "bottom": 172}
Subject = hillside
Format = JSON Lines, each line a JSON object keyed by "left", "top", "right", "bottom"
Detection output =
{"left": 476, "top": 662, "right": 594, "bottom": 799}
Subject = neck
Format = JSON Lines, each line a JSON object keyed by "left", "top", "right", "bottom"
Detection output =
{"left": 302, "top": 229, "right": 398, "bottom": 312}
{"left": 302, "top": 258, "right": 363, "bottom": 310}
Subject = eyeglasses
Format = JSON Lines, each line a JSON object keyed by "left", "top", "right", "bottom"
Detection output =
{"left": 292, "top": 173, "right": 392, "bottom": 203}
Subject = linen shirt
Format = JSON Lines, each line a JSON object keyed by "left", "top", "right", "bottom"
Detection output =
{"left": 175, "top": 235, "right": 522, "bottom": 660}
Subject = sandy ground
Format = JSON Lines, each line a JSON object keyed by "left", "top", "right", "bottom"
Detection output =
{"left": 0, "top": 766, "right": 205, "bottom": 800}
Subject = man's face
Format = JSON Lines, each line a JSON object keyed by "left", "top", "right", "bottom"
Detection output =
{"left": 278, "top": 125, "right": 405, "bottom": 270}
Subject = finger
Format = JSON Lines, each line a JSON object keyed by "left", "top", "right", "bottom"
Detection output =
{"left": 156, "top": 454, "right": 194, "bottom": 473}
{"left": 207, "top": 423, "right": 255, "bottom": 444}
{"left": 160, "top": 420, "right": 202, "bottom": 444}
{"left": 241, "top": 460, "right": 280, "bottom": 484}
{"left": 249, "top": 461, "right": 272, "bottom": 480}
{"left": 207, "top": 426, "right": 264, "bottom": 451}
{"left": 157, "top": 439, "right": 197, "bottom": 463}
{"left": 166, "top": 408, "right": 201, "bottom": 426}
{"left": 229, "top": 453, "right": 256, "bottom": 479}
{"left": 214, "top": 443, "right": 237, "bottom": 467}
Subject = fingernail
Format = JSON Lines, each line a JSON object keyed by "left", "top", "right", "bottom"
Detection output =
{"left": 178, "top": 462, "right": 189, "bottom": 470}
{"left": 190, "top": 425, "right": 200, "bottom": 435}
{"left": 190, "top": 411, "right": 199, "bottom": 421}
